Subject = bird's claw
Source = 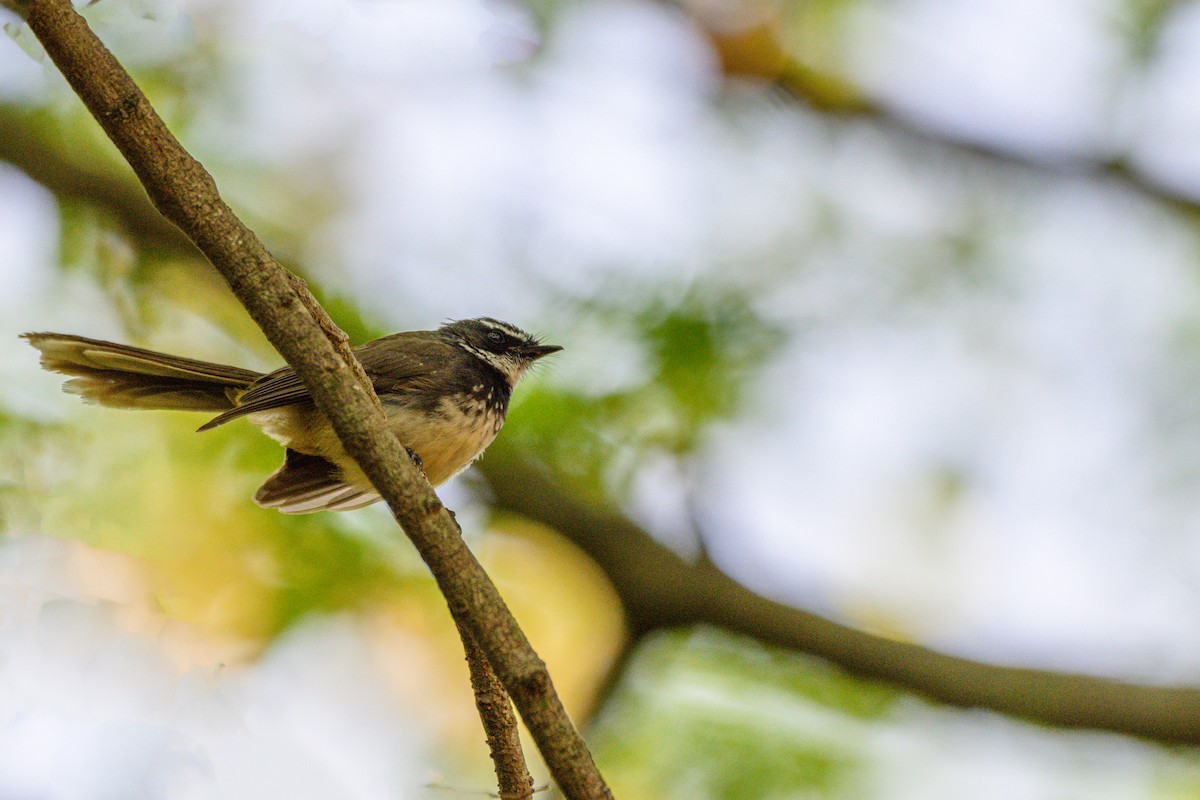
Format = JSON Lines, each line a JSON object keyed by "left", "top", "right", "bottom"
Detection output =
{"left": 405, "top": 447, "right": 425, "bottom": 473}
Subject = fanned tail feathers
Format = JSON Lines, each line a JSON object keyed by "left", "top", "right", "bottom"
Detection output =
{"left": 254, "top": 449, "right": 380, "bottom": 514}
{"left": 23, "top": 332, "right": 261, "bottom": 412}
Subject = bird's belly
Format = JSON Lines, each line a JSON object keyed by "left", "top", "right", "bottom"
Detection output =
{"left": 384, "top": 396, "right": 504, "bottom": 485}
{"left": 248, "top": 405, "right": 342, "bottom": 455}
{"left": 248, "top": 397, "right": 503, "bottom": 488}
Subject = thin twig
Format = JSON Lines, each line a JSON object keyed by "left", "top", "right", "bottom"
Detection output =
{"left": 454, "top": 617, "right": 535, "bottom": 800}
{"left": 13, "top": 1, "right": 612, "bottom": 796}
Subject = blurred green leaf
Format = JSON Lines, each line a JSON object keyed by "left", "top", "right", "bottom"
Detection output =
{"left": 590, "top": 627, "right": 898, "bottom": 799}
{"left": 509, "top": 287, "right": 785, "bottom": 498}
{"left": 1120, "top": 0, "right": 1184, "bottom": 62}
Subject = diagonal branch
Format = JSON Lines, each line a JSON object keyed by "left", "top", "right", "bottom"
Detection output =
{"left": 10, "top": 1, "right": 611, "bottom": 797}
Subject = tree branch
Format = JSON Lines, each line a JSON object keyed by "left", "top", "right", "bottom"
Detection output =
{"left": 454, "top": 616, "right": 535, "bottom": 800}
{"left": 0, "top": 106, "right": 198, "bottom": 258}
{"left": 482, "top": 447, "right": 1200, "bottom": 746}
{"left": 769, "top": 60, "right": 1200, "bottom": 218}
{"left": 13, "top": 1, "right": 611, "bottom": 797}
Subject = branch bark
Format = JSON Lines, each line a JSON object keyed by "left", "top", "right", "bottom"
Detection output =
{"left": 454, "top": 617, "right": 535, "bottom": 800}
{"left": 12, "top": 1, "right": 611, "bottom": 797}
{"left": 482, "top": 445, "right": 1200, "bottom": 747}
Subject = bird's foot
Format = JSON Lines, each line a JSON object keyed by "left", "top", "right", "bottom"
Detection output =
{"left": 405, "top": 447, "right": 425, "bottom": 474}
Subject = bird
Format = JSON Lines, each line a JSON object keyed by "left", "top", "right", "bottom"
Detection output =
{"left": 23, "top": 318, "right": 561, "bottom": 514}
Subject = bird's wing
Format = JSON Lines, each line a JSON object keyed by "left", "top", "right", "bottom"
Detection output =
{"left": 354, "top": 332, "right": 449, "bottom": 397}
{"left": 196, "top": 365, "right": 308, "bottom": 430}
{"left": 196, "top": 333, "right": 447, "bottom": 431}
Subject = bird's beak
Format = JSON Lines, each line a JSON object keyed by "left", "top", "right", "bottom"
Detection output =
{"left": 523, "top": 343, "right": 563, "bottom": 360}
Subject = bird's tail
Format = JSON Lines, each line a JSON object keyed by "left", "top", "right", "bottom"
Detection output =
{"left": 22, "top": 332, "right": 263, "bottom": 412}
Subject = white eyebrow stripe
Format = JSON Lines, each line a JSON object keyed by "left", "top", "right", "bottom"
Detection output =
{"left": 477, "top": 318, "right": 528, "bottom": 339}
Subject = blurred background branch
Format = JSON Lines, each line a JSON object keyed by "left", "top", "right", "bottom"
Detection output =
{"left": 483, "top": 447, "right": 1200, "bottom": 745}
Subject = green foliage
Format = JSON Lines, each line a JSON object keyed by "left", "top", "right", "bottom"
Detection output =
{"left": 6, "top": 317, "right": 420, "bottom": 644}
{"left": 638, "top": 295, "right": 780, "bottom": 441}
{"left": 590, "top": 627, "right": 899, "bottom": 799}
{"left": 265, "top": 512, "right": 407, "bottom": 630}
{"left": 306, "top": 284, "right": 383, "bottom": 347}
{"left": 173, "top": 422, "right": 436, "bottom": 634}
{"left": 1153, "top": 762, "right": 1200, "bottom": 799}
{"left": 509, "top": 288, "right": 784, "bottom": 496}
{"left": 1120, "top": 0, "right": 1184, "bottom": 63}
{"left": 0, "top": 412, "right": 47, "bottom": 531}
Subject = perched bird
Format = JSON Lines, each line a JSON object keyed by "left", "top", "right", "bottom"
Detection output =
{"left": 23, "top": 318, "right": 561, "bottom": 514}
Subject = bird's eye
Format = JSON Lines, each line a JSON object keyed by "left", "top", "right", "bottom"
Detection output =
{"left": 487, "top": 331, "right": 503, "bottom": 343}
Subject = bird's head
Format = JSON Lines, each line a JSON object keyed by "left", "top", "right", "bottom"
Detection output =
{"left": 441, "top": 318, "right": 562, "bottom": 386}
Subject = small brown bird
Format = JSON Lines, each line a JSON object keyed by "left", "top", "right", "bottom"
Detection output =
{"left": 23, "top": 318, "right": 561, "bottom": 513}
